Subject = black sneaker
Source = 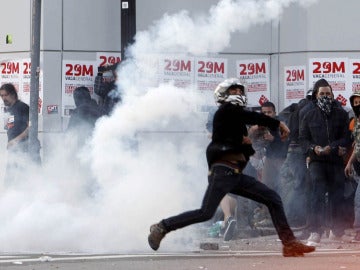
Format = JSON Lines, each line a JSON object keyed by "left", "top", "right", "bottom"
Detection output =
{"left": 148, "top": 222, "right": 167, "bottom": 251}
{"left": 283, "top": 240, "right": 316, "bottom": 257}
{"left": 223, "top": 217, "right": 237, "bottom": 241}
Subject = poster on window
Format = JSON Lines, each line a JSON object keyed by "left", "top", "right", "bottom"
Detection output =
{"left": 0, "top": 59, "right": 43, "bottom": 130}
{"left": 236, "top": 58, "right": 270, "bottom": 107}
{"left": 20, "top": 58, "right": 44, "bottom": 114}
{"left": 0, "top": 59, "right": 22, "bottom": 132}
{"left": 0, "top": 59, "right": 22, "bottom": 100}
{"left": 96, "top": 52, "right": 121, "bottom": 69}
{"left": 283, "top": 65, "right": 306, "bottom": 107}
{"left": 349, "top": 59, "right": 360, "bottom": 95}
{"left": 158, "top": 55, "right": 195, "bottom": 88}
{"left": 308, "top": 58, "right": 349, "bottom": 107}
{"left": 0, "top": 58, "right": 43, "bottom": 109}
{"left": 195, "top": 57, "right": 227, "bottom": 108}
{"left": 96, "top": 52, "right": 121, "bottom": 80}
{"left": 61, "top": 60, "right": 96, "bottom": 117}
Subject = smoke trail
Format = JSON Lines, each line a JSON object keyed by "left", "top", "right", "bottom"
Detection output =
{"left": 0, "top": 0, "right": 317, "bottom": 253}
{"left": 87, "top": 0, "right": 318, "bottom": 253}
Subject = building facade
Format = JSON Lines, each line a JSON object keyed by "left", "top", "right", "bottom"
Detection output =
{"left": 0, "top": 0, "right": 359, "bottom": 160}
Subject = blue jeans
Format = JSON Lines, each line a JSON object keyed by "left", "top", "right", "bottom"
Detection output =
{"left": 162, "top": 164, "right": 296, "bottom": 244}
{"left": 280, "top": 147, "right": 309, "bottom": 227}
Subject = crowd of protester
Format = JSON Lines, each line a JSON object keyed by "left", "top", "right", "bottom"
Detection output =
{"left": 2, "top": 67, "right": 360, "bottom": 249}
{"left": 207, "top": 78, "right": 360, "bottom": 245}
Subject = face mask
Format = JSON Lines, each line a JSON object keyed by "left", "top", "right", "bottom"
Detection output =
{"left": 225, "top": 95, "right": 247, "bottom": 106}
{"left": 353, "top": 104, "right": 360, "bottom": 117}
{"left": 317, "top": 95, "right": 333, "bottom": 115}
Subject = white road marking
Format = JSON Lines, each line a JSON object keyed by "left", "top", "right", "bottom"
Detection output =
{"left": 1, "top": 248, "right": 360, "bottom": 264}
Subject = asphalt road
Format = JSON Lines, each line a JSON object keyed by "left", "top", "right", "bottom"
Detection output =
{"left": 2, "top": 235, "right": 360, "bottom": 270}
{"left": 1, "top": 249, "right": 360, "bottom": 270}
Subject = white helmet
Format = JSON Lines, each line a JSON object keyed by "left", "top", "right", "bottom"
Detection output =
{"left": 214, "top": 78, "right": 247, "bottom": 106}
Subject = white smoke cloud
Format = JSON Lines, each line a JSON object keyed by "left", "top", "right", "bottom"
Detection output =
{"left": 0, "top": 0, "right": 317, "bottom": 253}
{"left": 130, "top": 0, "right": 318, "bottom": 56}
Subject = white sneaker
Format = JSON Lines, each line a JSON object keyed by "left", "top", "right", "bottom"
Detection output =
{"left": 223, "top": 217, "right": 237, "bottom": 241}
{"left": 329, "top": 230, "right": 351, "bottom": 242}
{"left": 328, "top": 230, "right": 342, "bottom": 242}
{"left": 306, "top": 232, "right": 321, "bottom": 246}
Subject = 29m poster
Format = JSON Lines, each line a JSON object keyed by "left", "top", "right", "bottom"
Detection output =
{"left": 308, "top": 58, "right": 349, "bottom": 107}
{"left": 236, "top": 58, "right": 270, "bottom": 107}
{"left": 61, "top": 60, "right": 95, "bottom": 117}
{"left": 283, "top": 65, "right": 306, "bottom": 107}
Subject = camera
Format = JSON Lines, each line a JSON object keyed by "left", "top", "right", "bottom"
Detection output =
{"left": 98, "top": 62, "right": 119, "bottom": 73}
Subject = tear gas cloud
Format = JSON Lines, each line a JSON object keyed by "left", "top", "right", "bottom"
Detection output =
{"left": 0, "top": 0, "right": 316, "bottom": 253}
{"left": 129, "top": 0, "right": 317, "bottom": 56}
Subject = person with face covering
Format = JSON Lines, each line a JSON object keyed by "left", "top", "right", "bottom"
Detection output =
{"left": 68, "top": 87, "right": 104, "bottom": 126}
{"left": 344, "top": 91, "right": 360, "bottom": 242}
{"left": 299, "top": 78, "right": 351, "bottom": 246}
{"left": 67, "top": 86, "right": 105, "bottom": 139}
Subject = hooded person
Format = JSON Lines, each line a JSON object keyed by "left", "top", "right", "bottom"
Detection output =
{"left": 67, "top": 86, "right": 105, "bottom": 134}
{"left": 350, "top": 91, "right": 360, "bottom": 120}
{"left": 345, "top": 91, "right": 360, "bottom": 176}
{"left": 299, "top": 78, "right": 351, "bottom": 245}
{"left": 344, "top": 91, "right": 360, "bottom": 242}
{"left": 94, "top": 62, "right": 121, "bottom": 115}
{"left": 147, "top": 78, "right": 315, "bottom": 257}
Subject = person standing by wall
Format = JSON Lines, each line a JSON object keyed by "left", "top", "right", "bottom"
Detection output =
{"left": 0, "top": 83, "right": 40, "bottom": 185}
{"left": 66, "top": 86, "right": 105, "bottom": 196}
{"left": 67, "top": 86, "right": 105, "bottom": 134}
{"left": 260, "top": 101, "right": 289, "bottom": 193}
{"left": 67, "top": 86, "right": 106, "bottom": 155}
{"left": 247, "top": 101, "right": 289, "bottom": 228}
{"left": 279, "top": 91, "right": 313, "bottom": 231}
{"left": 299, "top": 78, "right": 351, "bottom": 245}
{"left": 94, "top": 62, "right": 121, "bottom": 115}
{"left": 344, "top": 91, "right": 360, "bottom": 242}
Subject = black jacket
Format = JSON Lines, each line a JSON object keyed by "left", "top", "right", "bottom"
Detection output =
{"left": 5, "top": 100, "right": 29, "bottom": 142}
{"left": 265, "top": 117, "right": 289, "bottom": 159}
{"left": 206, "top": 103, "right": 280, "bottom": 167}
{"left": 299, "top": 103, "right": 351, "bottom": 163}
{"left": 67, "top": 99, "right": 105, "bottom": 132}
{"left": 94, "top": 74, "right": 121, "bottom": 115}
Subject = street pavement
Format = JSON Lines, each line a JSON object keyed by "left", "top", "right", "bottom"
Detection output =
{"left": 1, "top": 232, "right": 360, "bottom": 270}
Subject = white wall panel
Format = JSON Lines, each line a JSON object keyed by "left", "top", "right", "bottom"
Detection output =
{"left": 1, "top": 0, "right": 360, "bottom": 156}
{"left": 63, "top": 0, "right": 121, "bottom": 51}
{"left": 0, "top": 0, "right": 31, "bottom": 52}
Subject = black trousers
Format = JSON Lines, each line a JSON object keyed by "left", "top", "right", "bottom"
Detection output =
{"left": 162, "top": 164, "right": 296, "bottom": 244}
{"left": 308, "top": 162, "right": 346, "bottom": 236}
